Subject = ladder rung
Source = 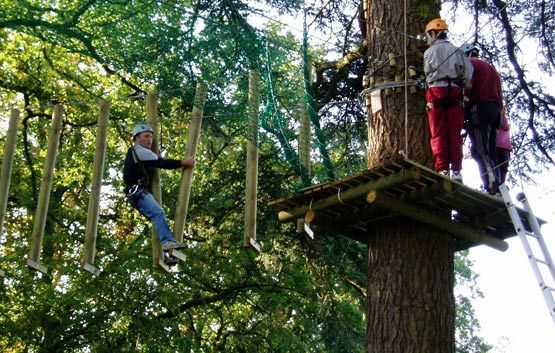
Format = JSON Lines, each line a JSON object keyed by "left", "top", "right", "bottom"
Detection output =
{"left": 500, "top": 184, "right": 555, "bottom": 324}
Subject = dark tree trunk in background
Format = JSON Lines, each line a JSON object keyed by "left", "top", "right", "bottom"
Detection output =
{"left": 363, "top": 1, "right": 456, "bottom": 352}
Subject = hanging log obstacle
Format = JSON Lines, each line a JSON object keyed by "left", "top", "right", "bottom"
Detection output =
{"left": 269, "top": 158, "right": 543, "bottom": 251}
{"left": 145, "top": 92, "right": 173, "bottom": 272}
{"left": 27, "top": 104, "right": 64, "bottom": 273}
{"left": 0, "top": 109, "right": 20, "bottom": 278}
{"left": 81, "top": 100, "right": 110, "bottom": 277}
{"left": 299, "top": 59, "right": 311, "bottom": 177}
{"left": 173, "top": 82, "right": 206, "bottom": 244}
{"left": 244, "top": 70, "right": 261, "bottom": 251}
{"left": 3, "top": 87, "right": 208, "bottom": 275}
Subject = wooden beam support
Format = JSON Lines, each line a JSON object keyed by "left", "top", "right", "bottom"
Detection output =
{"left": 311, "top": 224, "right": 368, "bottom": 242}
{"left": 472, "top": 209, "right": 510, "bottom": 229}
{"left": 304, "top": 211, "right": 368, "bottom": 242}
{"left": 278, "top": 167, "right": 421, "bottom": 222}
{"left": 366, "top": 190, "right": 509, "bottom": 251}
{"left": 304, "top": 207, "right": 384, "bottom": 243}
{"left": 305, "top": 205, "right": 382, "bottom": 225}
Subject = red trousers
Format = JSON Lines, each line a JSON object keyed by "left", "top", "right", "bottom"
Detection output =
{"left": 426, "top": 86, "right": 464, "bottom": 172}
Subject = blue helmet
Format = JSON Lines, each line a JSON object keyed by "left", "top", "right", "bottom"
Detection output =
{"left": 462, "top": 44, "right": 479, "bottom": 57}
{"left": 132, "top": 123, "right": 154, "bottom": 139}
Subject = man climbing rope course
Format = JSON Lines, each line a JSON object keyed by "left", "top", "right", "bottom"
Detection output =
{"left": 123, "top": 123, "right": 195, "bottom": 256}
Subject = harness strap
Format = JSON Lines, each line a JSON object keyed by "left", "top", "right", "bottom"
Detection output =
{"left": 131, "top": 146, "right": 150, "bottom": 188}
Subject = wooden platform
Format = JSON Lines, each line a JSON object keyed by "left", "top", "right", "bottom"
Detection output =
{"left": 268, "top": 158, "right": 543, "bottom": 251}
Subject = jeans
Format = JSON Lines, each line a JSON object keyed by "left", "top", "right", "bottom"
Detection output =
{"left": 134, "top": 187, "right": 175, "bottom": 244}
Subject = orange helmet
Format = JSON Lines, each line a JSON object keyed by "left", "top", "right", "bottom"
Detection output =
{"left": 425, "top": 18, "right": 448, "bottom": 33}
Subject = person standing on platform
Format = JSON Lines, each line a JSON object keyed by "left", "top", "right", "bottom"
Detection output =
{"left": 423, "top": 18, "right": 474, "bottom": 182}
{"left": 463, "top": 44, "right": 503, "bottom": 194}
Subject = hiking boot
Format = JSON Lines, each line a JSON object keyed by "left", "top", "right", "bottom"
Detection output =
{"left": 163, "top": 253, "right": 179, "bottom": 266}
{"left": 162, "top": 240, "right": 187, "bottom": 252}
{"left": 487, "top": 181, "right": 500, "bottom": 195}
{"left": 451, "top": 171, "right": 463, "bottom": 183}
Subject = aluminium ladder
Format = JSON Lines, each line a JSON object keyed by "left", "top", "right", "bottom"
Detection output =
{"left": 499, "top": 184, "right": 555, "bottom": 324}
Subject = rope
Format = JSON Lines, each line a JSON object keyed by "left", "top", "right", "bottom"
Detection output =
{"left": 403, "top": 0, "right": 409, "bottom": 157}
{"left": 337, "top": 187, "right": 345, "bottom": 205}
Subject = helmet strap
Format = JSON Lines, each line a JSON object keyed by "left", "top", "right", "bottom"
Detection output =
{"left": 426, "top": 32, "right": 436, "bottom": 45}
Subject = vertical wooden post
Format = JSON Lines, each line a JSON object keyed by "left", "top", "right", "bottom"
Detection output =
{"left": 145, "top": 92, "right": 168, "bottom": 270}
{"left": 81, "top": 100, "right": 110, "bottom": 276}
{"left": 26, "top": 104, "right": 64, "bottom": 273}
{"left": 173, "top": 82, "right": 206, "bottom": 242}
{"left": 299, "top": 82, "right": 311, "bottom": 177}
{"left": 244, "top": 70, "right": 261, "bottom": 251}
{"left": 0, "top": 109, "right": 20, "bottom": 278}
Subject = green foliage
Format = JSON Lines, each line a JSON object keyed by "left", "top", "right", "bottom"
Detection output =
{"left": 455, "top": 251, "right": 492, "bottom": 353}
{"left": 0, "top": 0, "right": 498, "bottom": 352}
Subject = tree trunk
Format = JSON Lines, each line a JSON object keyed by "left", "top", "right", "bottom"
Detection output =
{"left": 365, "top": 221, "right": 455, "bottom": 353}
{"left": 365, "top": 0, "right": 434, "bottom": 169}
{"left": 364, "top": 1, "right": 456, "bottom": 352}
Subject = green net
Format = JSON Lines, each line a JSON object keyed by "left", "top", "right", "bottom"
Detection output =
{"left": 301, "top": 15, "right": 335, "bottom": 182}
{"left": 259, "top": 41, "right": 311, "bottom": 187}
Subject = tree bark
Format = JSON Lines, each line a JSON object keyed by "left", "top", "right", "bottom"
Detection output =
{"left": 364, "top": 0, "right": 456, "bottom": 351}
{"left": 365, "top": 0, "right": 434, "bottom": 169}
{"left": 366, "top": 221, "right": 455, "bottom": 353}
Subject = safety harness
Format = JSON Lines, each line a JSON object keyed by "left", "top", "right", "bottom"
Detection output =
{"left": 126, "top": 147, "right": 150, "bottom": 209}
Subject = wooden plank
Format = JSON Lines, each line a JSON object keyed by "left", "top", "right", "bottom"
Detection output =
{"left": 247, "top": 237, "right": 261, "bottom": 252}
{"left": 168, "top": 249, "right": 186, "bottom": 262}
{"left": 81, "top": 263, "right": 100, "bottom": 277}
{"left": 26, "top": 259, "right": 48, "bottom": 274}
{"left": 269, "top": 158, "right": 541, "bottom": 250}
{"left": 156, "top": 257, "right": 171, "bottom": 273}
{"left": 278, "top": 167, "right": 421, "bottom": 222}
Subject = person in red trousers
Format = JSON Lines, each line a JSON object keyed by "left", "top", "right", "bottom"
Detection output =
{"left": 423, "top": 18, "right": 474, "bottom": 182}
